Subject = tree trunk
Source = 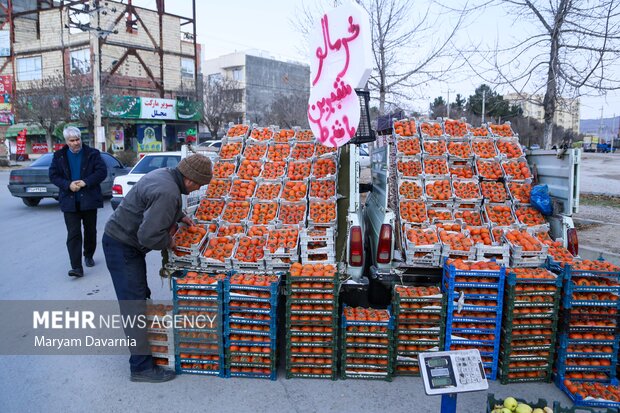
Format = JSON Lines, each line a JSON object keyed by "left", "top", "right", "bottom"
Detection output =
{"left": 46, "top": 132, "right": 53, "bottom": 153}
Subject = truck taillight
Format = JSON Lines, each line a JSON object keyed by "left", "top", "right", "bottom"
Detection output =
{"left": 567, "top": 228, "right": 578, "bottom": 256}
{"left": 112, "top": 184, "right": 123, "bottom": 195}
{"left": 349, "top": 226, "right": 363, "bottom": 267}
{"left": 376, "top": 224, "right": 392, "bottom": 264}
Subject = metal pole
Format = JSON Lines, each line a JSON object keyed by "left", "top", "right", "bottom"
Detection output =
{"left": 92, "top": 0, "right": 103, "bottom": 151}
{"left": 481, "top": 90, "right": 486, "bottom": 123}
{"left": 440, "top": 394, "right": 457, "bottom": 413}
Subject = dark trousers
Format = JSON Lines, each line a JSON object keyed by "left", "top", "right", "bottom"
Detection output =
{"left": 63, "top": 208, "right": 97, "bottom": 270}
{"left": 102, "top": 233, "right": 153, "bottom": 373}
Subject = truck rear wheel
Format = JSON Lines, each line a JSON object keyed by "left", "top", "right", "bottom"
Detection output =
{"left": 22, "top": 197, "right": 41, "bottom": 207}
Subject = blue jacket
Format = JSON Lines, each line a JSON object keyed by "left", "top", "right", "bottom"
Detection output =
{"left": 49, "top": 144, "right": 107, "bottom": 212}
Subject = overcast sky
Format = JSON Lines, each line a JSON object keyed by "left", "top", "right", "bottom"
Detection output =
{"left": 138, "top": 0, "right": 620, "bottom": 120}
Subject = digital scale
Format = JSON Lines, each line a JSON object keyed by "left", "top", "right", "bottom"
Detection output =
{"left": 419, "top": 349, "right": 488, "bottom": 413}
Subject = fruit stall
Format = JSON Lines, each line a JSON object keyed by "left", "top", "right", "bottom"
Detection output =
{"left": 150, "top": 120, "right": 618, "bottom": 411}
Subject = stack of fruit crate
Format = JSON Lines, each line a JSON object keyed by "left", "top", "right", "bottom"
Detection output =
{"left": 499, "top": 267, "right": 562, "bottom": 384}
{"left": 391, "top": 285, "right": 445, "bottom": 376}
{"left": 340, "top": 306, "right": 393, "bottom": 381}
{"left": 173, "top": 271, "right": 226, "bottom": 377}
{"left": 555, "top": 260, "right": 620, "bottom": 410}
{"left": 224, "top": 272, "right": 280, "bottom": 380}
{"left": 285, "top": 263, "right": 339, "bottom": 379}
{"left": 146, "top": 303, "right": 175, "bottom": 369}
{"left": 442, "top": 259, "right": 505, "bottom": 380}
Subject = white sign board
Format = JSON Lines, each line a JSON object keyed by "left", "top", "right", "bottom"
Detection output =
{"left": 419, "top": 349, "right": 488, "bottom": 396}
{"left": 141, "top": 98, "right": 176, "bottom": 120}
{"left": 307, "top": 1, "right": 373, "bottom": 148}
{"left": 0, "top": 31, "right": 10, "bottom": 57}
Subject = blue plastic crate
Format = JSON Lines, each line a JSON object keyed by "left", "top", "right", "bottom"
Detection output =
{"left": 555, "top": 376, "right": 620, "bottom": 409}
{"left": 226, "top": 369, "right": 277, "bottom": 380}
{"left": 563, "top": 262, "right": 620, "bottom": 281}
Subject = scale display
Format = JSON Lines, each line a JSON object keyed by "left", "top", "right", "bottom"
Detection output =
{"left": 419, "top": 349, "right": 488, "bottom": 396}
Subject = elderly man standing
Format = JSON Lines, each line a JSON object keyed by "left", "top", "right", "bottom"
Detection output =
{"left": 103, "top": 154, "right": 212, "bottom": 382}
{"left": 49, "top": 126, "right": 107, "bottom": 278}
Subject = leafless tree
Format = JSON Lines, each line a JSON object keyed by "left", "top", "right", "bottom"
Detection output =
{"left": 201, "top": 76, "right": 243, "bottom": 138}
{"left": 469, "top": 1, "right": 620, "bottom": 149}
{"left": 293, "top": 0, "right": 469, "bottom": 114}
{"left": 265, "top": 93, "right": 310, "bottom": 128}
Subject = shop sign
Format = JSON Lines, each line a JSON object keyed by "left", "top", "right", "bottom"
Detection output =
{"left": 31, "top": 142, "right": 48, "bottom": 154}
{"left": 137, "top": 124, "right": 162, "bottom": 152}
{"left": 177, "top": 99, "right": 202, "bottom": 121}
{"left": 103, "top": 96, "right": 141, "bottom": 119}
{"left": 16, "top": 130, "right": 26, "bottom": 155}
{"left": 141, "top": 98, "right": 176, "bottom": 120}
{"left": 307, "top": 2, "right": 372, "bottom": 148}
{"left": 0, "top": 31, "right": 9, "bottom": 57}
{"left": 53, "top": 143, "right": 64, "bottom": 151}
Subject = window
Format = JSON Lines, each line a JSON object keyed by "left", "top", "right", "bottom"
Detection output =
{"left": 70, "top": 48, "right": 91, "bottom": 74}
{"left": 208, "top": 73, "right": 222, "bottom": 86}
{"left": 102, "top": 153, "right": 122, "bottom": 169}
{"left": 181, "top": 58, "right": 194, "bottom": 78}
{"left": 231, "top": 89, "right": 243, "bottom": 104}
{"left": 231, "top": 67, "right": 244, "bottom": 82}
{"left": 17, "top": 56, "right": 42, "bottom": 81}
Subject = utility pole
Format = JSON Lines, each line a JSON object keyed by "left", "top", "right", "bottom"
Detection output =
{"left": 444, "top": 89, "right": 454, "bottom": 119}
{"left": 91, "top": 0, "right": 103, "bottom": 151}
{"left": 481, "top": 90, "right": 486, "bottom": 123}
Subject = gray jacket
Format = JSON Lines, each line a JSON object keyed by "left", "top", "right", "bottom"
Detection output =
{"left": 105, "top": 168, "right": 187, "bottom": 252}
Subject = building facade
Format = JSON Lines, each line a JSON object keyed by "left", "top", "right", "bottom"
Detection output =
{"left": 203, "top": 51, "right": 310, "bottom": 127}
{"left": 504, "top": 92, "right": 580, "bottom": 133}
{"left": 0, "top": 0, "right": 200, "bottom": 156}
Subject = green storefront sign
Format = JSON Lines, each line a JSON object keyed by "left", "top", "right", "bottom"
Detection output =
{"left": 102, "top": 95, "right": 201, "bottom": 121}
{"left": 176, "top": 99, "right": 202, "bottom": 122}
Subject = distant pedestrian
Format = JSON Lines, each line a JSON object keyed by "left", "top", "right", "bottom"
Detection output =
{"left": 49, "top": 126, "right": 107, "bottom": 278}
{"left": 103, "top": 154, "right": 212, "bottom": 382}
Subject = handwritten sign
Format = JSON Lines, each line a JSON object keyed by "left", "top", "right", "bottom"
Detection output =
{"left": 16, "top": 130, "right": 26, "bottom": 155}
{"left": 307, "top": 2, "right": 372, "bottom": 148}
{"left": 31, "top": 142, "right": 48, "bottom": 154}
{"left": 140, "top": 98, "right": 176, "bottom": 120}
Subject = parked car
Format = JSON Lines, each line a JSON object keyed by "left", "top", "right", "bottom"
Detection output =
{"left": 7, "top": 152, "right": 130, "bottom": 207}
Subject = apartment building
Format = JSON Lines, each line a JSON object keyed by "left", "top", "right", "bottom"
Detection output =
{"left": 504, "top": 92, "right": 580, "bottom": 133}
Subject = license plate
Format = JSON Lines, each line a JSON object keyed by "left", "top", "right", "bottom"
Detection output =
{"left": 26, "top": 187, "right": 47, "bottom": 193}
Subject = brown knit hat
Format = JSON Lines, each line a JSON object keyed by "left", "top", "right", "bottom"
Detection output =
{"left": 177, "top": 154, "right": 213, "bottom": 186}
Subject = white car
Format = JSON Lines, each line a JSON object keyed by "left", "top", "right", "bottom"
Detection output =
{"left": 111, "top": 152, "right": 183, "bottom": 210}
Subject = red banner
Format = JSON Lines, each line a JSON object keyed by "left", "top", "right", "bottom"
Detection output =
{"left": 16, "top": 133, "right": 26, "bottom": 155}
{"left": 53, "top": 143, "right": 64, "bottom": 151}
{"left": 31, "top": 142, "right": 48, "bottom": 154}
{"left": 0, "top": 75, "right": 12, "bottom": 96}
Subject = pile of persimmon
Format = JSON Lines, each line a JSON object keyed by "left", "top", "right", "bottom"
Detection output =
{"left": 278, "top": 202, "right": 306, "bottom": 225}
{"left": 496, "top": 139, "right": 523, "bottom": 158}
{"left": 572, "top": 260, "right": 620, "bottom": 272}
{"left": 212, "top": 161, "right": 236, "bottom": 178}
{"left": 267, "top": 143, "right": 290, "bottom": 161}
{"left": 313, "top": 157, "right": 337, "bottom": 177}
{"left": 243, "top": 143, "right": 267, "bottom": 161}
{"left": 515, "top": 206, "right": 546, "bottom": 226}
{"left": 281, "top": 181, "right": 307, "bottom": 201}
{"left": 453, "top": 180, "right": 481, "bottom": 200}
{"left": 406, "top": 227, "right": 438, "bottom": 246}
{"left": 227, "top": 124, "right": 249, "bottom": 137}
{"left": 502, "top": 159, "right": 531, "bottom": 180}
{"left": 476, "top": 159, "right": 503, "bottom": 180}
{"left": 424, "top": 157, "right": 449, "bottom": 175}
{"left": 260, "top": 161, "right": 286, "bottom": 179}
{"left": 571, "top": 276, "right": 618, "bottom": 287}
{"left": 315, "top": 144, "right": 337, "bottom": 157}
{"left": 195, "top": 199, "right": 225, "bottom": 222}
{"left": 249, "top": 201, "right": 277, "bottom": 224}
{"left": 219, "top": 142, "right": 243, "bottom": 159}
{"left": 173, "top": 225, "right": 207, "bottom": 248}
{"left": 446, "top": 259, "right": 499, "bottom": 271}
{"left": 310, "top": 179, "right": 336, "bottom": 199}
{"left": 250, "top": 127, "right": 273, "bottom": 141}
{"left": 255, "top": 181, "right": 281, "bottom": 200}
{"left": 236, "top": 159, "right": 262, "bottom": 180}
{"left": 440, "top": 232, "right": 474, "bottom": 251}
{"left": 401, "top": 200, "right": 427, "bottom": 223}
{"left": 423, "top": 139, "right": 447, "bottom": 155}
{"left": 454, "top": 209, "right": 482, "bottom": 226}
{"left": 436, "top": 222, "right": 460, "bottom": 231}
{"left": 489, "top": 123, "right": 513, "bottom": 137}
{"left": 290, "top": 262, "right": 337, "bottom": 277}
{"left": 508, "top": 181, "right": 531, "bottom": 203}
{"left": 229, "top": 179, "right": 256, "bottom": 200}
{"left": 420, "top": 122, "right": 443, "bottom": 137}
{"left": 449, "top": 162, "right": 475, "bottom": 178}
{"left": 288, "top": 160, "right": 312, "bottom": 180}
{"left": 427, "top": 209, "right": 452, "bottom": 221}
{"left": 479, "top": 181, "right": 507, "bottom": 202}
{"left": 447, "top": 141, "right": 472, "bottom": 158}
{"left": 485, "top": 204, "right": 515, "bottom": 225}
{"left": 472, "top": 139, "right": 497, "bottom": 158}
{"left": 425, "top": 180, "right": 452, "bottom": 200}
{"left": 202, "top": 236, "right": 236, "bottom": 261}
{"left": 471, "top": 126, "right": 489, "bottom": 137}
{"left": 397, "top": 158, "right": 422, "bottom": 176}
{"left": 399, "top": 180, "right": 423, "bottom": 199}
{"left": 217, "top": 225, "right": 244, "bottom": 237}
{"left": 394, "top": 119, "right": 417, "bottom": 136}
{"left": 205, "top": 179, "right": 231, "bottom": 198}
{"left": 466, "top": 226, "right": 493, "bottom": 245}
{"left": 309, "top": 200, "right": 336, "bottom": 223}
{"left": 222, "top": 201, "right": 251, "bottom": 223}
{"left": 395, "top": 285, "right": 440, "bottom": 297}
{"left": 275, "top": 129, "right": 295, "bottom": 142}
{"left": 563, "top": 379, "right": 620, "bottom": 402}
{"left": 505, "top": 230, "right": 543, "bottom": 251}
{"left": 266, "top": 227, "right": 298, "bottom": 252}
{"left": 444, "top": 119, "right": 468, "bottom": 137}
{"left": 291, "top": 143, "right": 315, "bottom": 159}
{"left": 247, "top": 225, "right": 269, "bottom": 237}
{"left": 234, "top": 236, "right": 266, "bottom": 262}
{"left": 296, "top": 130, "right": 314, "bottom": 141}
{"left": 397, "top": 137, "right": 421, "bottom": 155}
{"left": 344, "top": 307, "right": 390, "bottom": 323}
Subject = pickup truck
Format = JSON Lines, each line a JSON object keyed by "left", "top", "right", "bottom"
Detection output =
{"left": 364, "top": 118, "right": 581, "bottom": 304}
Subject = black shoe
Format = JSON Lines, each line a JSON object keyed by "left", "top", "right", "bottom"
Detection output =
{"left": 68, "top": 268, "right": 84, "bottom": 277}
{"left": 85, "top": 257, "right": 95, "bottom": 267}
{"left": 130, "top": 366, "right": 176, "bottom": 383}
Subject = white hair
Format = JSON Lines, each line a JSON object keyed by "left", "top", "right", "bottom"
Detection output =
{"left": 63, "top": 126, "right": 81, "bottom": 141}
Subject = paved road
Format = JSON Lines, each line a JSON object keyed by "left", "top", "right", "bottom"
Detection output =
{"left": 579, "top": 152, "right": 620, "bottom": 195}
{"left": 0, "top": 170, "right": 585, "bottom": 413}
